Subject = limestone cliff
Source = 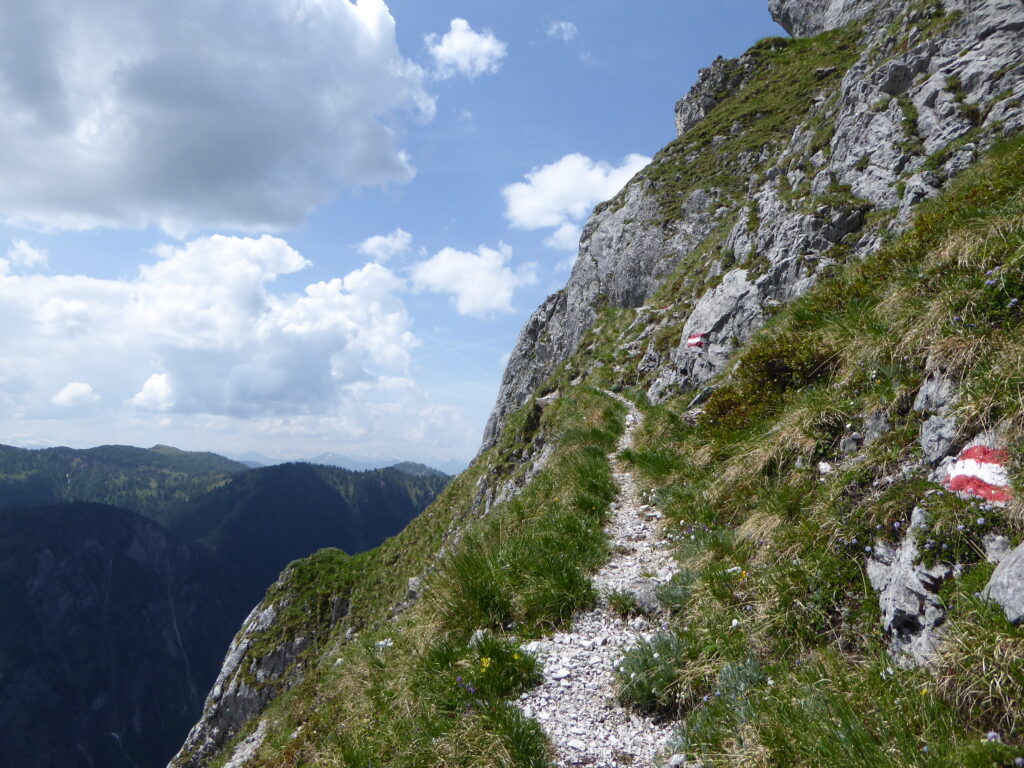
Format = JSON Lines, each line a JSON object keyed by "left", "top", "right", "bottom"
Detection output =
{"left": 482, "top": 0, "right": 1024, "bottom": 448}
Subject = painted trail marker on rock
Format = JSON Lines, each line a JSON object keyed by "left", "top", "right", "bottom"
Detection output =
{"left": 943, "top": 445, "right": 1012, "bottom": 504}
{"left": 686, "top": 333, "right": 706, "bottom": 348}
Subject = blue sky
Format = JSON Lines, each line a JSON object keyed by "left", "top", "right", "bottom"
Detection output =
{"left": 0, "top": 0, "right": 779, "bottom": 467}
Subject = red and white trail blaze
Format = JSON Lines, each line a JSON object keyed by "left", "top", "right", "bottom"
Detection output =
{"left": 943, "top": 445, "right": 1013, "bottom": 504}
{"left": 686, "top": 333, "right": 706, "bottom": 348}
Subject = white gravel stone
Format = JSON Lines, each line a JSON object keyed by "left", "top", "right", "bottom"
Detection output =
{"left": 514, "top": 394, "right": 677, "bottom": 767}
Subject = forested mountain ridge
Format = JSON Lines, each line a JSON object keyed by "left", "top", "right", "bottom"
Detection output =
{"left": 173, "top": 1, "right": 1024, "bottom": 766}
{"left": 0, "top": 443, "right": 248, "bottom": 524}
{"left": 0, "top": 459, "right": 450, "bottom": 768}
{"left": 171, "top": 462, "right": 451, "bottom": 606}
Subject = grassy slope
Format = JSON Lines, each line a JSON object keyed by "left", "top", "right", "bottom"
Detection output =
{"left": 207, "top": 387, "right": 625, "bottom": 768}
{"left": 201, "top": 13, "right": 1024, "bottom": 767}
{"left": 608, "top": 134, "right": 1024, "bottom": 767}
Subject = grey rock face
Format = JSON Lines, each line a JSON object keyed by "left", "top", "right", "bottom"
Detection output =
{"left": 984, "top": 534, "right": 1013, "bottom": 565}
{"left": 862, "top": 409, "right": 892, "bottom": 447}
{"left": 914, "top": 364, "right": 959, "bottom": 414}
{"left": 983, "top": 542, "right": 1024, "bottom": 625}
{"left": 920, "top": 415, "right": 959, "bottom": 464}
{"left": 769, "top": 0, "right": 898, "bottom": 37}
{"left": 482, "top": 0, "right": 1024, "bottom": 447}
{"left": 169, "top": 576, "right": 318, "bottom": 768}
{"left": 867, "top": 507, "right": 953, "bottom": 665}
{"left": 482, "top": 181, "right": 728, "bottom": 447}
{"left": 914, "top": 361, "right": 961, "bottom": 463}
{"left": 675, "top": 55, "right": 757, "bottom": 137}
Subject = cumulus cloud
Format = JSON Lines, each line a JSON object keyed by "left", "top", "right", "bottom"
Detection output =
{"left": 547, "top": 21, "right": 578, "bottom": 42}
{"left": 6, "top": 240, "right": 48, "bottom": 270}
{"left": 502, "top": 153, "right": 650, "bottom": 251}
{"left": 131, "top": 374, "right": 174, "bottom": 412}
{"left": 0, "top": 0, "right": 435, "bottom": 234}
{"left": 0, "top": 235, "right": 418, "bottom": 422}
{"left": 426, "top": 19, "right": 508, "bottom": 80}
{"left": 358, "top": 228, "right": 413, "bottom": 262}
{"left": 51, "top": 382, "right": 99, "bottom": 407}
{"left": 411, "top": 243, "right": 536, "bottom": 317}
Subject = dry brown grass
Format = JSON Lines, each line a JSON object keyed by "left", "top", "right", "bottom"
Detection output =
{"left": 935, "top": 606, "right": 1024, "bottom": 734}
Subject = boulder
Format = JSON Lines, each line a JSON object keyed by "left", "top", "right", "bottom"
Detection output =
{"left": 983, "top": 542, "right": 1024, "bottom": 625}
{"left": 867, "top": 507, "right": 953, "bottom": 665}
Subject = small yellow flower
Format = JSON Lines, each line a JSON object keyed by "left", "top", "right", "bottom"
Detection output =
{"left": 480, "top": 656, "right": 492, "bottom": 670}
{"left": 920, "top": 687, "right": 928, "bottom": 696}
{"left": 740, "top": 570, "right": 748, "bottom": 580}
{"left": 513, "top": 653, "right": 521, "bottom": 660}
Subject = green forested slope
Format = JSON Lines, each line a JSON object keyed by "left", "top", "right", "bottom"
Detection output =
{"left": 0, "top": 443, "right": 248, "bottom": 524}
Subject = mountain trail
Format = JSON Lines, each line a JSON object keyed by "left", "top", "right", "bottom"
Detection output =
{"left": 515, "top": 392, "right": 679, "bottom": 767}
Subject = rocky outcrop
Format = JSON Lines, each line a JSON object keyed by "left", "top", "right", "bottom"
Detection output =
{"left": 768, "top": 0, "right": 892, "bottom": 38}
{"left": 482, "top": 0, "right": 1024, "bottom": 446}
{"left": 169, "top": 597, "right": 307, "bottom": 768}
{"left": 167, "top": 553, "right": 350, "bottom": 768}
{"left": 481, "top": 182, "right": 729, "bottom": 447}
{"left": 867, "top": 506, "right": 954, "bottom": 665}
{"left": 675, "top": 55, "right": 758, "bottom": 136}
{"left": 984, "top": 542, "right": 1024, "bottom": 624}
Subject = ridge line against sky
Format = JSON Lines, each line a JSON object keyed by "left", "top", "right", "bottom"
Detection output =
{"left": 0, "top": 0, "right": 780, "bottom": 466}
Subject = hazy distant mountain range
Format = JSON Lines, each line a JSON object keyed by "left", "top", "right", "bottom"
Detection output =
{"left": 227, "top": 449, "right": 468, "bottom": 475}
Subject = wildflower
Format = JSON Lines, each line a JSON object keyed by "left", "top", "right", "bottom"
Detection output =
{"left": 986, "top": 279, "right": 998, "bottom": 287}
{"left": 920, "top": 687, "right": 928, "bottom": 696}
{"left": 731, "top": 618, "right": 740, "bottom": 628}
{"left": 513, "top": 653, "right": 521, "bottom": 661}
{"left": 986, "top": 731, "right": 1000, "bottom": 742}
{"left": 865, "top": 545, "right": 873, "bottom": 553}
{"left": 957, "top": 524, "right": 965, "bottom": 531}
{"left": 977, "top": 517, "right": 986, "bottom": 526}
{"left": 480, "top": 657, "right": 492, "bottom": 671}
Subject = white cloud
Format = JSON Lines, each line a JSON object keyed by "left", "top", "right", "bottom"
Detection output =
{"left": 6, "top": 240, "right": 48, "bottom": 269}
{"left": 131, "top": 374, "right": 174, "bottom": 412}
{"left": 358, "top": 228, "right": 413, "bottom": 262}
{"left": 502, "top": 153, "right": 650, "bottom": 251}
{"left": 0, "top": 235, "right": 418, "bottom": 420}
{"left": 0, "top": 0, "right": 435, "bottom": 234}
{"left": 51, "top": 382, "right": 99, "bottom": 407}
{"left": 411, "top": 243, "right": 536, "bottom": 317}
{"left": 426, "top": 19, "right": 508, "bottom": 80}
{"left": 544, "top": 222, "right": 583, "bottom": 252}
{"left": 547, "top": 21, "right": 578, "bottom": 42}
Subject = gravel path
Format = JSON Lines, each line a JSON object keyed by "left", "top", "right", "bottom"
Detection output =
{"left": 515, "top": 394, "right": 679, "bottom": 767}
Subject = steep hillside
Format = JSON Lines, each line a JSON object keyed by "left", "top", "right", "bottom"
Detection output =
{"left": 0, "top": 503, "right": 240, "bottom": 768}
{"left": 0, "top": 443, "right": 248, "bottom": 524}
{"left": 171, "top": 462, "right": 450, "bottom": 605}
{"left": 171, "top": 1, "right": 1024, "bottom": 766}
{"left": 0, "top": 464, "right": 448, "bottom": 768}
